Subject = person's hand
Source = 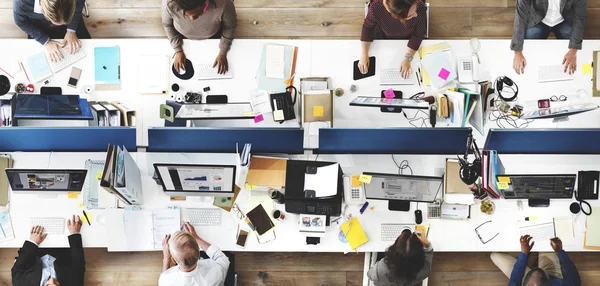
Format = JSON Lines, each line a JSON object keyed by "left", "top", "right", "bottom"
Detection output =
{"left": 563, "top": 49, "right": 577, "bottom": 75}
{"left": 63, "top": 31, "right": 81, "bottom": 55}
{"left": 30, "top": 226, "right": 47, "bottom": 245}
{"left": 415, "top": 229, "right": 431, "bottom": 248}
{"left": 520, "top": 235, "right": 534, "bottom": 254}
{"left": 45, "top": 40, "right": 66, "bottom": 63}
{"left": 182, "top": 222, "right": 200, "bottom": 241}
{"left": 550, "top": 237, "right": 563, "bottom": 253}
{"left": 67, "top": 215, "right": 83, "bottom": 234}
{"left": 358, "top": 54, "right": 370, "bottom": 74}
{"left": 213, "top": 54, "right": 228, "bottom": 74}
{"left": 400, "top": 59, "right": 412, "bottom": 79}
{"left": 174, "top": 51, "right": 187, "bottom": 74}
{"left": 162, "top": 234, "right": 171, "bottom": 260}
{"left": 513, "top": 51, "right": 527, "bottom": 75}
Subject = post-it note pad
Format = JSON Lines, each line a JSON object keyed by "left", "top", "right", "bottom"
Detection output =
{"left": 497, "top": 176, "right": 511, "bottom": 184}
{"left": 82, "top": 212, "right": 92, "bottom": 223}
{"left": 497, "top": 182, "right": 509, "bottom": 190}
{"left": 313, "top": 105, "right": 324, "bottom": 117}
{"left": 384, "top": 88, "right": 395, "bottom": 99}
{"left": 352, "top": 175, "right": 362, "bottom": 187}
{"left": 96, "top": 171, "right": 103, "bottom": 180}
{"left": 438, "top": 68, "right": 450, "bottom": 81}
{"left": 254, "top": 114, "right": 264, "bottom": 123}
{"left": 582, "top": 64, "right": 592, "bottom": 75}
{"left": 359, "top": 174, "right": 372, "bottom": 184}
{"left": 68, "top": 192, "right": 79, "bottom": 199}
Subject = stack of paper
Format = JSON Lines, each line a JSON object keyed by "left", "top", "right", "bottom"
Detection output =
{"left": 27, "top": 53, "right": 52, "bottom": 83}
{"left": 0, "top": 212, "right": 15, "bottom": 244}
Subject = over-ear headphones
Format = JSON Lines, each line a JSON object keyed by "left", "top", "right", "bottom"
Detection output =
{"left": 458, "top": 134, "right": 482, "bottom": 185}
{"left": 494, "top": 76, "right": 518, "bottom": 102}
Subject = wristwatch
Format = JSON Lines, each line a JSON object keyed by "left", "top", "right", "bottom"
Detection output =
{"left": 405, "top": 54, "right": 414, "bottom": 62}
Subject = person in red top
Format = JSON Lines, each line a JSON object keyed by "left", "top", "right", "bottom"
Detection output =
{"left": 358, "top": 0, "right": 427, "bottom": 79}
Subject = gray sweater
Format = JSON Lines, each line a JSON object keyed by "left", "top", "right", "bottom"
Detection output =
{"left": 13, "top": 0, "right": 85, "bottom": 45}
{"left": 367, "top": 245, "right": 434, "bottom": 286}
{"left": 511, "top": 0, "right": 587, "bottom": 51}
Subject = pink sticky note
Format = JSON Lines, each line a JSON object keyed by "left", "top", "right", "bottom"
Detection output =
{"left": 385, "top": 98, "right": 393, "bottom": 104}
{"left": 384, "top": 88, "right": 395, "bottom": 99}
{"left": 254, "top": 114, "right": 264, "bottom": 123}
{"left": 438, "top": 68, "right": 450, "bottom": 81}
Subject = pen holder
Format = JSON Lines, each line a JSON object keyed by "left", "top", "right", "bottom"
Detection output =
{"left": 269, "top": 189, "right": 285, "bottom": 204}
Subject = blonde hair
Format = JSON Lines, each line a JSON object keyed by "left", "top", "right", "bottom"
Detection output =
{"left": 40, "top": 0, "right": 76, "bottom": 25}
{"left": 168, "top": 231, "right": 200, "bottom": 268}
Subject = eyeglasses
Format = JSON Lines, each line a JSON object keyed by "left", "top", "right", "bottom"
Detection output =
{"left": 550, "top": 95, "right": 567, "bottom": 102}
{"left": 232, "top": 203, "right": 246, "bottom": 220}
{"left": 475, "top": 220, "right": 499, "bottom": 244}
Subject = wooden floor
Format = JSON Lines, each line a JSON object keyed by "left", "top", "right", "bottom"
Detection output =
{"left": 0, "top": 249, "right": 598, "bottom": 285}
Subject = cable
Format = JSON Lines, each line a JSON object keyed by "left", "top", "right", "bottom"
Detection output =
{"left": 391, "top": 156, "right": 413, "bottom": 175}
{"left": 487, "top": 95, "right": 533, "bottom": 129}
{"left": 402, "top": 92, "right": 430, "bottom": 128}
{"left": 314, "top": 154, "right": 319, "bottom": 161}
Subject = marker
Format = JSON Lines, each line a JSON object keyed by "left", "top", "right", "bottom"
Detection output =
{"left": 525, "top": 216, "right": 538, "bottom": 221}
{"left": 82, "top": 210, "right": 91, "bottom": 226}
{"left": 359, "top": 201, "right": 369, "bottom": 214}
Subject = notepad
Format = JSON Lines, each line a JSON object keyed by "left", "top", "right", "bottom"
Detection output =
{"left": 27, "top": 52, "right": 52, "bottom": 82}
{"left": 340, "top": 218, "right": 368, "bottom": 250}
{"left": 584, "top": 207, "right": 600, "bottom": 249}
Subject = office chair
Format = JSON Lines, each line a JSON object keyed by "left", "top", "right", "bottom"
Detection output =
{"left": 364, "top": 1, "right": 430, "bottom": 39}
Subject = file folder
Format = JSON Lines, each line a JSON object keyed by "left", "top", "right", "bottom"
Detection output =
{"left": 94, "top": 46, "right": 121, "bottom": 90}
{"left": 99, "top": 101, "right": 121, "bottom": 126}
{"left": 100, "top": 145, "right": 143, "bottom": 205}
{"left": 111, "top": 101, "right": 137, "bottom": 127}
{"left": 257, "top": 43, "right": 298, "bottom": 93}
{"left": 88, "top": 101, "right": 108, "bottom": 126}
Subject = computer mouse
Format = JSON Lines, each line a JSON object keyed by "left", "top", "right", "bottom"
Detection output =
{"left": 414, "top": 210, "right": 423, "bottom": 225}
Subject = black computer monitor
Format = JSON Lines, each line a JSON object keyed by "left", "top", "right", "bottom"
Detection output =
{"left": 5, "top": 169, "right": 87, "bottom": 193}
{"left": 496, "top": 174, "right": 575, "bottom": 207}
{"left": 363, "top": 173, "right": 443, "bottom": 211}
{"left": 153, "top": 163, "right": 236, "bottom": 198}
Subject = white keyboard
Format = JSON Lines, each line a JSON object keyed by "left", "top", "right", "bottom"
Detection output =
{"left": 538, "top": 65, "right": 574, "bottom": 83}
{"left": 30, "top": 218, "right": 65, "bottom": 234}
{"left": 380, "top": 68, "right": 415, "bottom": 85}
{"left": 183, "top": 208, "right": 222, "bottom": 226}
{"left": 381, "top": 223, "right": 415, "bottom": 241}
{"left": 519, "top": 222, "right": 556, "bottom": 241}
{"left": 196, "top": 63, "right": 232, "bottom": 80}
{"left": 48, "top": 45, "right": 86, "bottom": 73}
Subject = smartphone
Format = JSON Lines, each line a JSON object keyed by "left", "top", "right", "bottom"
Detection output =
{"left": 68, "top": 67, "right": 82, "bottom": 88}
{"left": 236, "top": 229, "right": 249, "bottom": 248}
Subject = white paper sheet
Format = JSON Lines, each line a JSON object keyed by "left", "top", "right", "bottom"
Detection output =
{"left": 152, "top": 209, "right": 181, "bottom": 250}
{"left": 123, "top": 210, "right": 153, "bottom": 251}
{"left": 265, "top": 45, "right": 285, "bottom": 79}
{"left": 138, "top": 55, "right": 169, "bottom": 94}
{"left": 304, "top": 163, "right": 339, "bottom": 197}
{"left": 554, "top": 216, "right": 575, "bottom": 247}
{"left": 250, "top": 89, "right": 272, "bottom": 115}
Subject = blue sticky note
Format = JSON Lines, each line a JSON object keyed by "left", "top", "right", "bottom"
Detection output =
{"left": 0, "top": 212, "right": 10, "bottom": 224}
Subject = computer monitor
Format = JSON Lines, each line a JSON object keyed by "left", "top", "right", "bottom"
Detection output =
{"left": 496, "top": 174, "right": 575, "bottom": 207}
{"left": 153, "top": 163, "right": 236, "bottom": 197}
{"left": 5, "top": 169, "right": 87, "bottom": 192}
{"left": 363, "top": 173, "right": 443, "bottom": 211}
{"left": 14, "top": 94, "right": 83, "bottom": 117}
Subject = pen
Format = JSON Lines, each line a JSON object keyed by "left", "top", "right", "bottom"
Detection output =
{"left": 426, "top": 223, "right": 431, "bottom": 238}
{"left": 415, "top": 71, "right": 421, "bottom": 87}
{"left": 20, "top": 62, "right": 30, "bottom": 83}
{"left": 359, "top": 201, "right": 369, "bottom": 214}
{"left": 0, "top": 67, "right": 13, "bottom": 79}
{"left": 82, "top": 210, "right": 91, "bottom": 226}
{"left": 0, "top": 223, "right": 6, "bottom": 238}
{"left": 344, "top": 220, "right": 354, "bottom": 236}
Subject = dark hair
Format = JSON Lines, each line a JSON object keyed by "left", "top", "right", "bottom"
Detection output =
{"left": 383, "top": 0, "right": 418, "bottom": 19}
{"left": 384, "top": 230, "right": 425, "bottom": 282}
{"left": 523, "top": 268, "right": 550, "bottom": 286}
{"left": 171, "top": 0, "right": 207, "bottom": 13}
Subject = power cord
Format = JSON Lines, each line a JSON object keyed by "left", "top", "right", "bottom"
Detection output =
{"left": 487, "top": 95, "right": 533, "bottom": 129}
{"left": 392, "top": 155, "right": 413, "bottom": 175}
{"left": 402, "top": 92, "right": 430, "bottom": 128}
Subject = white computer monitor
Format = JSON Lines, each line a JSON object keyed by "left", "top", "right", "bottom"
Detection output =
{"left": 363, "top": 173, "right": 443, "bottom": 211}
{"left": 153, "top": 163, "right": 236, "bottom": 197}
{"left": 5, "top": 169, "right": 87, "bottom": 193}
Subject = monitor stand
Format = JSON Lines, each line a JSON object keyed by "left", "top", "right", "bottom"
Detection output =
{"left": 528, "top": 198, "right": 550, "bottom": 207}
{"left": 388, "top": 200, "right": 410, "bottom": 212}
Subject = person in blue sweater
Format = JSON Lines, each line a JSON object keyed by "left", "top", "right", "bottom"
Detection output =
{"left": 491, "top": 235, "right": 581, "bottom": 286}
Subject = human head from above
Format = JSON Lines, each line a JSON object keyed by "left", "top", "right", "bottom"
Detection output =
{"left": 44, "top": 277, "right": 60, "bottom": 286}
{"left": 168, "top": 231, "right": 200, "bottom": 270}
{"left": 385, "top": 229, "right": 426, "bottom": 281}
{"left": 40, "top": 0, "right": 76, "bottom": 26}
{"left": 383, "top": 0, "right": 419, "bottom": 22}
{"left": 523, "top": 268, "right": 551, "bottom": 286}
{"left": 172, "top": 0, "right": 211, "bottom": 21}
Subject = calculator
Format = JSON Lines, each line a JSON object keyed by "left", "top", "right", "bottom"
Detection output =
{"left": 427, "top": 201, "right": 441, "bottom": 219}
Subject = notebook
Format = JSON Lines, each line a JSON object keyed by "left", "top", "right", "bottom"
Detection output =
{"left": 94, "top": 46, "right": 121, "bottom": 90}
{"left": 340, "top": 217, "right": 368, "bottom": 250}
{"left": 123, "top": 208, "right": 180, "bottom": 250}
{"left": 584, "top": 207, "right": 600, "bottom": 250}
{"left": 27, "top": 52, "right": 52, "bottom": 83}
{"left": 246, "top": 204, "right": 274, "bottom": 236}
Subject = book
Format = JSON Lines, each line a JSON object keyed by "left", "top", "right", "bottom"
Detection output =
{"left": 340, "top": 218, "right": 368, "bottom": 250}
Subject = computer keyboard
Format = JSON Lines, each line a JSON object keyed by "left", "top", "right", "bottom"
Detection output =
{"left": 538, "top": 65, "right": 574, "bottom": 83}
{"left": 519, "top": 222, "right": 556, "bottom": 241}
{"left": 380, "top": 68, "right": 415, "bottom": 85}
{"left": 30, "top": 218, "right": 65, "bottom": 234}
{"left": 381, "top": 223, "right": 415, "bottom": 241}
{"left": 196, "top": 63, "right": 232, "bottom": 80}
{"left": 182, "top": 208, "right": 222, "bottom": 226}
{"left": 48, "top": 45, "right": 86, "bottom": 73}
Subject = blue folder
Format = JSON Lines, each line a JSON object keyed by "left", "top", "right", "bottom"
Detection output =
{"left": 94, "top": 46, "right": 120, "bottom": 85}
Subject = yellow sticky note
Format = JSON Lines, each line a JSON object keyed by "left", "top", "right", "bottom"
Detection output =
{"left": 96, "top": 171, "right": 103, "bottom": 181}
{"left": 67, "top": 192, "right": 79, "bottom": 199}
{"left": 78, "top": 202, "right": 84, "bottom": 208}
{"left": 497, "top": 176, "right": 511, "bottom": 184}
{"left": 497, "top": 182, "right": 509, "bottom": 190}
{"left": 359, "top": 174, "right": 372, "bottom": 184}
{"left": 243, "top": 112, "right": 255, "bottom": 117}
{"left": 313, "top": 105, "right": 324, "bottom": 117}
{"left": 82, "top": 212, "right": 92, "bottom": 224}
{"left": 416, "top": 225, "right": 426, "bottom": 231}
{"left": 351, "top": 175, "right": 362, "bottom": 187}
{"left": 582, "top": 64, "right": 592, "bottom": 75}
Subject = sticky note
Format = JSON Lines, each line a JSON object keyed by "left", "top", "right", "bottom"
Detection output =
{"left": 273, "top": 110, "right": 285, "bottom": 121}
{"left": 359, "top": 174, "right": 372, "bottom": 184}
{"left": 385, "top": 98, "right": 393, "bottom": 104}
{"left": 582, "top": 64, "right": 592, "bottom": 75}
{"left": 254, "top": 114, "right": 264, "bottom": 123}
{"left": 82, "top": 212, "right": 92, "bottom": 224}
{"left": 416, "top": 225, "right": 426, "bottom": 232}
{"left": 438, "top": 68, "right": 450, "bottom": 81}
{"left": 497, "top": 182, "right": 509, "bottom": 190}
{"left": 78, "top": 202, "right": 84, "bottom": 208}
{"left": 68, "top": 192, "right": 79, "bottom": 199}
{"left": 384, "top": 88, "right": 395, "bottom": 99}
{"left": 96, "top": 171, "right": 103, "bottom": 181}
{"left": 497, "top": 176, "right": 511, "bottom": 184}
{"left": 243, "top": 112, "right": 255, "bottom": 117}
{"left": 313, "top": 105, "right": 324, "bottom": 117}
{"left": 351, "top": 175, "right": 362, "bottom": 187}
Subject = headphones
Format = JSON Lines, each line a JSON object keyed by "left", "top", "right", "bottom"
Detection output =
{"left": 494, "top": 76, "right": 518, "bottom": 102}
{"left": 458, "top": 134, "right": 482, "bottom": 185}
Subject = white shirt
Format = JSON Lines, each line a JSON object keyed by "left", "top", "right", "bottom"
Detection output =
{"left": 33, "top": 0, "right": 42, "bottom": 14}
{"left": 542, "top": 0, "right": 564, "bottom": 27}
{"left": 159, "top": 245, "right": 230, "bottom": 286}
{"left": 40, "top": 254, "right": 57, "bottom": 286}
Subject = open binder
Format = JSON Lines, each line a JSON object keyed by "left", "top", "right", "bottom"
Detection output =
{"left": 100, "top": 145, "right": 143, "bottom": 205}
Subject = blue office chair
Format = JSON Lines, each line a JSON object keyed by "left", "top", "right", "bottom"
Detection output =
{"left": 364, "top": 1, "right": 430, "bottom": 39}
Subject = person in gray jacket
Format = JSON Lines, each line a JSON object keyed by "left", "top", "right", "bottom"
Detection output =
{"left": 368, "top": 228, "right": 433, "bottom": 286}
{"left": 511, "top": 0, "right": 587, "bottom": 75}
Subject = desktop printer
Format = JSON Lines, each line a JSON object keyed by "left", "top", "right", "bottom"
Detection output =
{"left": 284, "top": 160, "right": 343, "bottom": 216}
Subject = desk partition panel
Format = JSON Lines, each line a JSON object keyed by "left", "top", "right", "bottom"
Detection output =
{"left": 316, "top": 128, "right": 472, "bottom": 154}
{"left": 484, "top": 129, "right": 600, "bottom": 154}
{"left": 0, "top": 127, "right": 136, "bottom": 152}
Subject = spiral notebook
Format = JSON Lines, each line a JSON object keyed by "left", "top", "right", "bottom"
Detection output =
{"left": 123, "top": 207, "right": 180, "bottom": 250}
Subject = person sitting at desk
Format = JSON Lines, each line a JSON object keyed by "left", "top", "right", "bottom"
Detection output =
{"left": 13, "top": 0, "right": 90, "bottom": 62}
{"left": 511, "top": 0, "right": 587, "bottom": 75}
{"left": 11, "top": 215, "right": 85, "bottom": 286}
{"left": 160, "top": 222, "right": 230, "bottom": 286}
{"left": 367, "top": 228, "right": 433, "bottom": 286}
{"left": 491, "top": 235, "right": 581, "bottom": 286}
{"left": 358, "top": 0, "right": 427, "bottom": 79}
{"left": 162, "top": 0, "right": 237, "bottom": 75}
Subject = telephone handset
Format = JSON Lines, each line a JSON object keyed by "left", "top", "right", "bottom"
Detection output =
{"left": 270, "top": 86, "right": 297, "bottom": 123}
{"left": 458, "top": 55, "right": 480, "bottom": 83}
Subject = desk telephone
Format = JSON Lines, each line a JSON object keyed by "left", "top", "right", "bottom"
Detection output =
{"left": 270, "top": 86, "right": 297, "bottom": 123}
{"left": 458, "top": 55, "right": 480, "bottom": 83}
{"left": 343, "top": 175, "right": 366, "bottom": 205}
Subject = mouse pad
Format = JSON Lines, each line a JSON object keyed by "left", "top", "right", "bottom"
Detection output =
{"left": 353, "top": 56, "right": 376, "bottom": 80}
{"left": 171, "top": 59, "right": 195, "bottom": 80}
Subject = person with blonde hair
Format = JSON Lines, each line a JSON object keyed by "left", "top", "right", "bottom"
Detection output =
{"left": 160, "top": 222, "right": 230, "bottom": 286}
{"left": 14, "top": 0, "right": 90, "bottom": 62}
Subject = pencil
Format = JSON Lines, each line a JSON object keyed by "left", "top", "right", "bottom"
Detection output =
{"left": 426, "top": 223, "right": 431, "bottom": 238}
{"left": 0, "top": 67, "right": 13, "bottom": 79}
{"left": 0, "top": 223, "right": 6, "bottom": 238}
{"left": 20, "top": 62, "right": 30, "bottom": 83}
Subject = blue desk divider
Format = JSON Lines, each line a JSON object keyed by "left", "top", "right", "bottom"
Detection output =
{"left": 484, "top": 129, "right": 600, "bottom": 154}
{"left": 148, "top": 127, "right": 305, "bottom": 154}
{"left": 0, "top": 127, "right": 136, "bottom": 152}
{"left": 316, "top": 128, "right": 472, "bottom": 154}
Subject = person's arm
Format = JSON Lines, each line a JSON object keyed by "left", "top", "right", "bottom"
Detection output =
{"left": 407, "top": 3, "right": 427, "bottom": 52}
{"left": 11, "top": 240, "right": 39, "bottom": 283}
{"left": 508, "top": 253, "right": 529, "bottom": 286}
{"left": 366, "top": 260, "right": 382, "bottom": 283}
{"left": 205, "top": 244, "right": 230, "bottom": 282}
{"left": 510, "top": 0, "right": 531, "bottom": 52}
{"left": 568, "top": 0, "right": 587, "bottom": 50}
{"left": 13, "top": 0, "right": 50, "bottom": 45}
{"left": 557, "top": 251, "right": 581, "bottom": 285}
{"left": 66, "top": 0, "right": 85, "bottom": 32}
{"left": 68, "top": 234, "right": 85, "bottom": 283}
{"left": 218, "top": 0, "right": 237, "bottom": 56}
{"left": 161, "top": 1, "right": 184, "bottom": 53}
